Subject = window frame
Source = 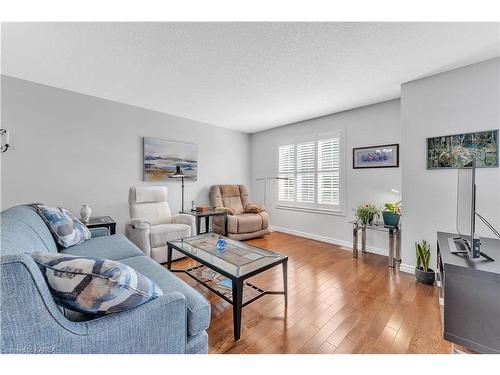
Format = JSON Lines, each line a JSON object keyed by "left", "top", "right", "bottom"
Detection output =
{"left": 276, "top": 130, "right": 346, "bottom": 216}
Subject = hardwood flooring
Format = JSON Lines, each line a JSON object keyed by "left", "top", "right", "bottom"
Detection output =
{"left": 170, "top": 231, "right": 452, "bottom": 354}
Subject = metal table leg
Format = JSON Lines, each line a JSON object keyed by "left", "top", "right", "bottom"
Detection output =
{"left": 232, "top": 279, "right": 243, "bottom": 341}
{"left": 196, "top": 216, "right": 201, "bottom": 235}
{"left": 361, "top": 227, "right": 367, "bottom": 253}
{"left": 389, "top": 228, "right": 394, "bottom": 267}
{"left": 167, "top": 245, "right": 173, "bottom": 270}
{"left": 282, "top": 260, "right": 288, "bottom": 306}
{"left": 353, "top": 225, "right": 358, "bottom": 258}
{"left": 395, "top": 228, "right": 401, "bottom": 269}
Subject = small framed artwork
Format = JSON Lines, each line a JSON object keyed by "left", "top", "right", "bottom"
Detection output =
{"left": 353, "top": 144, "right": 399, "bottom": 169}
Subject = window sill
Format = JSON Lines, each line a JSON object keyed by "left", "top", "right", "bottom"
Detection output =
{"left": 275, "top": 205, "right": 346, "bottom": 217}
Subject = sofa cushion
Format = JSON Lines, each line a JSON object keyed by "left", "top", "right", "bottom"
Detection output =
{"left": 34, "top": 205, "right": 91, "bottom": 248}
{"left": 31, "top": 252, "right": 163, "bottom": 315}
{"left": 61, "top": 234, "right": 143, "bottom": 261}
{"left": 0, "top": 205, "right": 58, "bottom": 254}
{"left": 120, "top": 255, "right": 210, "bottom": 336}
{"left": 149, "top": 224, "right": 190, "bottom": 248}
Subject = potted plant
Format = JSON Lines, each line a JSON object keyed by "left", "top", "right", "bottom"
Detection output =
{"left": 415, "top": 240, "right": 435, "bottom": 285}
{"left": 383, "top": 201, "right": 401, "bottom": 227}
{"left": 355, "top": 203, "right": 380, "bottom": 227}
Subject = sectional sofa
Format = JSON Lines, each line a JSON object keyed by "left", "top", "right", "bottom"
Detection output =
{"left": 0, "top": 205, "right": 210, "bottom": 354}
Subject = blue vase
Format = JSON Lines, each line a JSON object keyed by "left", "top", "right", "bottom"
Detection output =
{"left": 383, "top": 212, "right": 400, "bottom": 227}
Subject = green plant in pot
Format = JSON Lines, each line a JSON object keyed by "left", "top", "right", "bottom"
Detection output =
{"left": 383, "top": 201, "right": 401, "bottom": 227}
{"left": 415, "top": 240, "right": 435, "bottom": 285}
{"left": 355, "top": 204, "right": 380, "bottom": 227}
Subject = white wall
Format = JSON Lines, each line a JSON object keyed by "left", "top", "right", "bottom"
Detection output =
{"left": 401, "top": 57, "right": 500, "bottom": 268}
{"left": 0, "top": 76, "right": 251, "bottom": 233}
{"left": 250, "top": 99, "right": 402, "bottom": 255}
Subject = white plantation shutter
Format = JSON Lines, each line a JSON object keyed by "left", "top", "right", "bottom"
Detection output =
{"left": 277, "top": 131, "right": 344, "bottom": 212}
{"left": 278, "top": 144, "right": 295, "bottom": 201}
{"left": 296, "top": 141, "right": 315, "bottom": 171}
{"left": 296, "top": 142, "right": 315, "bottom": 203}
{"left": 317, "top": 137, "right": 340, "bottom": 205}
{"left": 279, "top": 144, "right": 294, "bottom": 173}
{"left": 297, "top": 173, "right": 315, "bottom": 202}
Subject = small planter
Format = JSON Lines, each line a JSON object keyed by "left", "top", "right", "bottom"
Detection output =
{"left": 382, "top": 211, "right": 400, "bottom": 227}
{"left": 415, "top": 267, "right": 435, "bottom": 285}
{"left": 361, "top": 216, "right": 375, "bottom": 227}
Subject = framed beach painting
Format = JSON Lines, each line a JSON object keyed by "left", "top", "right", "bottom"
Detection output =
{"left": 353, "top": 144, "right": 399, "bottom": 169}
{"left": 143, "top": 137, "right": 198, "bottom": 181}
{"left": 426, "top": 130, "right": 498, "bottom": 169}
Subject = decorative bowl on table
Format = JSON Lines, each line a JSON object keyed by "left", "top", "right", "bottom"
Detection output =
{"left": 216, "top": 239, "right": 227, "bottom": 250}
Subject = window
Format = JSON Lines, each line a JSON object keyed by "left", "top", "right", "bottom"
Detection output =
{"left": 278, "top": 131, "right": 344, "bottom": 214}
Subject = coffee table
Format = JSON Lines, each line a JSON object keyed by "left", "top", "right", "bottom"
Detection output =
{"left": 167, "top": 233, "right": 288, "bottom": 341}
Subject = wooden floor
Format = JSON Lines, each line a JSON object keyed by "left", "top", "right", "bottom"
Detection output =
{"left": 171, "top": 232, "right": 452, "bottom": 354}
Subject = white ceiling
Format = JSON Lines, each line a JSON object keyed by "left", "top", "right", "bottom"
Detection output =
{"left": 2, "top": 22, "right": 499, "bottom": 133}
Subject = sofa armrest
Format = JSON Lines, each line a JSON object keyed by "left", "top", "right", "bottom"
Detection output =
{"left": 126, "top": 218, "right": 152, "bottom": 230}
{"left": 214, "top": 206, "right": 235, "bottom": 215}
{"left": 1, "top": 254, "right": 189, "bottom": 354}
{"left": 244, "top": 203, "right": 266, "bottom": 214}
{"left": 79, "top": 292, "right": 188, "bottom": 353}
{"left": 125, "top": 218, "right": 152, "bottom": 257}
{"left": 172, "top": 214, "right": 196, "bottom": 236}
{"left": 89, "top": 227, "right": 109, "bottom": 238}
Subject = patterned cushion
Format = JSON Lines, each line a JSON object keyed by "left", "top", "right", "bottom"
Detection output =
{"left": 31, "top": 252, "right": 163, "bottom": 314}
{"left": 34, "top": 205, "right": 91, "bottom": 248}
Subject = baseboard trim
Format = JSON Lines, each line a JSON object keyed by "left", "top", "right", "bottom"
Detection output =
{"left": 269, "top": 225, "right": 414, "bottom": 275}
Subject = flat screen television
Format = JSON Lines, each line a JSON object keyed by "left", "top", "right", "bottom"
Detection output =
{"left": 455, "top": 160, "right": 480, "bottom": 258}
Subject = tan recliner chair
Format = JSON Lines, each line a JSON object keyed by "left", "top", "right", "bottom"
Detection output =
{"left": 209, "top": 185, "right": 270, "bottom": 240}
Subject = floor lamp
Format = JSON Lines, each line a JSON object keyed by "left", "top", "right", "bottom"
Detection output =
{"left": 170, "top": 166, "right": 187, "bottom": 212}
{"left": 256, "top": 177, "right": 290, "bottom": 208}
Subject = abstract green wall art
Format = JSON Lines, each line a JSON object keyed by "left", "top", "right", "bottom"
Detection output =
{"left": 426, "top": 129, "right": 498, "bottom": 169}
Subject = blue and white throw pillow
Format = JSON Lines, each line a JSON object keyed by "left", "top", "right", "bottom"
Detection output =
{"left": 31, "top": 252, "right": 163, "bottom": 315}
{"left": 34, "top": 205, "right": 91, "bottom": 248}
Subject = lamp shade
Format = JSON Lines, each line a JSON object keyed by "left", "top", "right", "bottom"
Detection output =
{"left": 170, "top": 165, "right": 187, "bottom": 178}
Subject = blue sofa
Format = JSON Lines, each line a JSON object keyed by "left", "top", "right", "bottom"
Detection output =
{"left": 0, "top": 205, "right": 210, "bottom": 354}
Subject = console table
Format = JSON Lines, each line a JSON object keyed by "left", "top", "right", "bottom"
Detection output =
{"left": 437, "top": 231, "right": 500, "bottom": 353}
{"left": 351, "top": 222, "right": 401, "bottom": 268}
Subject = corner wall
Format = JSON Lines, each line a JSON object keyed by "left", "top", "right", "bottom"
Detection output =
{"left": 1, "top": 76, "right": 251, "bottom": 233}
{"left": 401, "top": 57, "right": 500, "bottom": 268}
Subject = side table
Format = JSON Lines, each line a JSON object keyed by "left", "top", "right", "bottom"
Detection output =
{"left": 83, "top": 216, "right": 116, "bottom": 235}
{"left": 179, "top": 210, "right": 227, "bottom": 235}
{"left": 352, "top": 222, "right": 401, "bottom": 268}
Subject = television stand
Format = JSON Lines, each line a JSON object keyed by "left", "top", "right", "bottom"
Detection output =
{"left": 437, "top": 232, "right": 500, "bottom": 353}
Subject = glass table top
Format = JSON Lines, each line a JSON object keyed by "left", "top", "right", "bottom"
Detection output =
{"left": 168, "top": 233, "right": 287, "bottom": 278}
{"left": 350, "top": 221, "right": 401, "bottom": 232}
{"left": 179, "top": 210, "right": 227, "bottom": 217}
